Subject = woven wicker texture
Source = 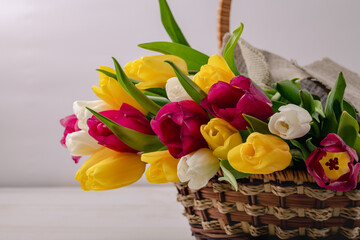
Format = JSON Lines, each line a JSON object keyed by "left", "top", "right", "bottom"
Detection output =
{"left": 176, "top": 177, "right": 360, "bottom": 239}
{"left": 217, "top": 0, "right": 231, "bottom": 52}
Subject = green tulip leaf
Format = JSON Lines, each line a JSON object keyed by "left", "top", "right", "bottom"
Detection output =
{"left": 271, "top": 100, "right": 287, "bottom": 113}
{"left": 147, "top": 96, "right": 170, "bottom": 107}
{"left": 87, "top": 108, "right": 165, "bottom": 152}
{"left": 273, "top": 80, "right": 301, "bottom": 105}
{"left": 138, "top": 42, "right": 209, "bottom": 71}
{"left": 112, "top": 57, "right": 161, "bottom": 116}
{"left": 323, "top": 73, "right": 347, "bottom": 135}
{"left": 353, "top": 135, "right": 360, "bottom": 158}
{"left": 264, "top": 89, "right": 277, "bottom": 99}
{"left": 290, "top": 78, "right": 301, "bottom": 89}
{"left": 98, "top": 68, "right": 168, "bottom": 99}
{"left": 323, "top": 111, "right": 338, "bottom": 135}
{"left": 343, "top": 100, "right": 358, "bottom": 121}
{"left": 325, "top": 72, "right": 346, "bottom": 121}
{"left": 310, "top": 121, "right": 321, "bottom": 138}
{"left": 96, "top": 69, "right": 140, "bottom": 84}
{"left": 305, "top": 138, "right": 317, "bottom": 152}
{"left": 314, "top": 100, "right": 325, "bottom": 118}
{"left": 300, "top": 90, "right": 315, "bottom": 114}
{"left": 144, "top": 88, "right": 168, "bottom": 98}
{"left": 271, "top": 92, "right": 282, "bottom": 101}
{"left": 290, "top": 149, "right": 304, "bottom": 161}
{"left": 221, "top": 160, "right": 252, "bottom": 179}
{"left": 290, "top": 139, "right": 310, "bottom": 160}
{"left": 243, "top": 114, "right": 271, "bottom": 134}
{"left": 159, "top": 0, "right": 190, "bottom": 46}
{"left": 239, "top": 129, "right": 250, "bottom": 141}
{"left": 337, "top": 111, "right": 359, "bottom": 147}
{"left": 223, "top": 23, "right": 244, "bottom": 76}
{"left": 219, "top": 160, "right": 252, "bottom": 191}
{"left": 165, "top": 60, "right": 207, "bottom": 104}
{"left": 246, "top": 126, "right": 254, "bottom": 134}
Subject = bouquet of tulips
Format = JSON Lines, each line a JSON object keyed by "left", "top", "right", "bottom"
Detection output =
{"left": 60, "top": 0, "right": 360, "bottom": 193}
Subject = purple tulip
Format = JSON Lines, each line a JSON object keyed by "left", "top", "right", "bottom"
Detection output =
{"left": 87, "top": 103, "right": 154, "bottom": 152}
{"left": 201, "top": 76, "right": 273, "bottom": 130}
{"left": 306, "top": 133, "right": 360, "bottom": 191}
{"left": 151, "top": 100, "right": 209, "bottom": 158}
{"left": 60, "top": 114, "right": 81, "bottom": 163}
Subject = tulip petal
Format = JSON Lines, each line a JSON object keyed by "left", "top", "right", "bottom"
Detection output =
{"left": 66, "top": 130, "right": 102, "bottom": 156}
{"left": 142, "top": 150, "right": 180, "bottom": 184}
{"left": 228, "top": 133, "right": 291, "bottom": 174}
{"left": 306, "top": 133, "right": 359, "bottom": 191}
{"left": 177, "top": 149, "right": 220, "bottom": 190}
{"left": 151, "top": 101, "right": 209, "bottom": 158}
{"left": 76, "top": 148, "right": 145, "bottom": 191}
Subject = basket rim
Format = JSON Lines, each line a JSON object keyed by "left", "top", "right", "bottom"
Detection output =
{"left": 218, "top": 168, "right": 360, "bottom": 185}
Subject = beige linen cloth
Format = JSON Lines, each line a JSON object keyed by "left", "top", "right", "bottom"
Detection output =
{"left": 221, "top": 33, "right": 360, "bottom": 115}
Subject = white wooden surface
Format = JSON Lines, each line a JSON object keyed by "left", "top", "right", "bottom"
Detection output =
{"left": 0, "top": 186, "right": 193, "bottom": 240}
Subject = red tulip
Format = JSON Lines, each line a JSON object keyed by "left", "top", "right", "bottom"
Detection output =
{"left": 201, "top": 75, "right": 273, "bottom": 130}
{"left": 87, "top": 103, "right": 154, "bottom": 152}
{"left": 150, "top": 100, "right": 209, "bottom": 158}
{"left": 306, "top": 133, "right": 360, "bottom": 191}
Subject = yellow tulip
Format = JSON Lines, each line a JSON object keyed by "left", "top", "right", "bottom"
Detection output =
{"left": 75, "top": 147, "right": 145, "bottom": 191}
{"left": 200, "top": 118, "right": 242, "bottom": 160}
{"left": 124, "top": 55, "right": 188, "bottom": 89}
{"left": 228, "top": 132, "right": 292, "bottom": 174}
{"left": 141, "top": 150, "right": 179, "bottom": 184}
{"left": 92, "top": 66, "right": 147, "bottom": 114}
{"left": 193, "top": 54, "right": 234, "bottom": 93}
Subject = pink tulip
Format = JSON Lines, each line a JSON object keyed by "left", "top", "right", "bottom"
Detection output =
{"left": 151, "top": 100, "right": 209, "bottom": 158}
{"left": 306, "top": 133, "right": 360, "bottom": 191}
{"left": 87, "top": 103, "right": 154, "bottom": 152}
{"left": 60, "top": 114, "right": 81, "bottom": 163}
{"left": 201, "top": 75, "right": 273, "bottom": 130}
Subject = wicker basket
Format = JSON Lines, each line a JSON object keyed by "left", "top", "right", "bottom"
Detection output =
{"left": 176, "top": 170, "right": 360, "bottom": 239}
{"left": 175, "top": 1, "right": 360, "bottom": 239}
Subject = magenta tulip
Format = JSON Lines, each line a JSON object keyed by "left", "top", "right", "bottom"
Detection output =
{"left": 306, "top": 133, "right": 360, "bottom": 191}
{"left": 87, "top": 103, "right": 154, "bottom": 152}
{"left": 150, "top": 100, "right": 209, "bottom": 158}
{"left": 60, "top": 114, "right": 81, "bottom": 163}
{"left": 201, "top": 75, "right": 273, "bottom": 130}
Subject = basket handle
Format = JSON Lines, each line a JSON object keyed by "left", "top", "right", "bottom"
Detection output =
{"left": 217, "top": 0, "right": 232, "bottom": 52}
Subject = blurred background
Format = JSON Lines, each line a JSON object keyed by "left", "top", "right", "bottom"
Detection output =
{"left": 1, "top": 0, "right": 360, "bottom": 187}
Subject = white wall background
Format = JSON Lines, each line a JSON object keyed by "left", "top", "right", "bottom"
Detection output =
{"left": 1, "top": 0, "right": 359, "bottom": 187}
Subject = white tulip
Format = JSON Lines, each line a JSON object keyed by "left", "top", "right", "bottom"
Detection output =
{"left": 165, "top": 76, "right": 193, "bottom": 102}
{"left": 65, "top": 130, "right": 102, "bottom": 156}
{"left": 268, "top": 104, "right": 312, "bottom": 140}
{"left": 177, "top": 148, "right": 220, "bottom": 190}
{"left": 73, "top": 100, "right": 112, "bottom": 131}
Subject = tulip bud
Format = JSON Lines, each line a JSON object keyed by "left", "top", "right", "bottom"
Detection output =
{"left": 165, "top": 76, "right": 193, "bottom": 102}
{"left": 65, "top": 130, "right": 102, "bottom": 156}
{"left": 193, "top": 55, "right": 234, "bottom": 93}
{"left": 200, "top": 118, "right": 242, "bottom": 160}
{"left": 124, "top": 55, "right": 188, "bottom": 90}
{"left": 268, "top": 104, "right": 312, "bottom": 140}
{"left": 73, "top": 100, "right": 112, "bottom": 131}
{"left": 87, "top": 103, "right": 154, "bottom": 153}
{"left": 228, "top": 132, "right": 292, "bottom": 174}
{"left": 306, "top": 133, "right": 360, "bottom": 191}
{"left": 201, "top": 76, "right": 273, "bottom": 130}
{"left": 75, "top": 148, "right": 145, "bottom": 191}
{"left": 177, "top": 148, "right": 220, "bottom": 190}
{"left": 151, "top": 100, "right": 209, "bottom": 158}
{"left": 92, "top": 66, "right": 147, "bottom": 114}
{"left": 141, "top": 150, "right": 179, "bottom": 184}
